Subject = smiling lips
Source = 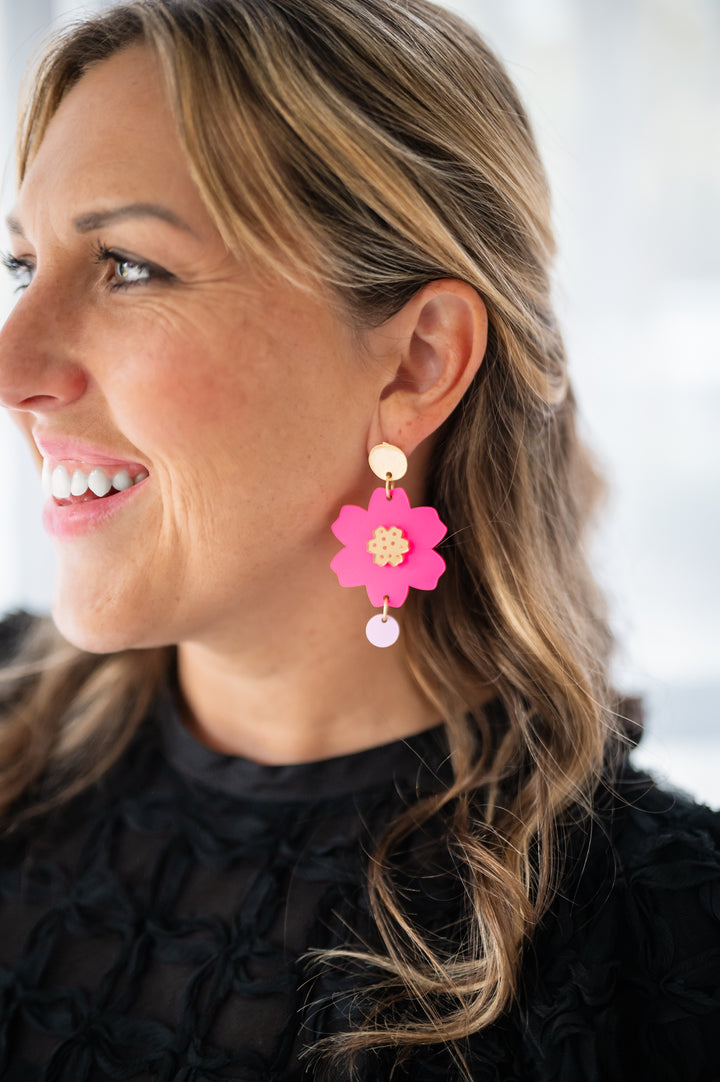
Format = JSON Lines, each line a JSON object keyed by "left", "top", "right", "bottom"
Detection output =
{"left": 42, "top": 460, "right": 149, "bottom": 504}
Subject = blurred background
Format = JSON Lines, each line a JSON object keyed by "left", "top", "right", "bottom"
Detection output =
{"left": 0, "top": 0, "right": 717, "bottom": 804}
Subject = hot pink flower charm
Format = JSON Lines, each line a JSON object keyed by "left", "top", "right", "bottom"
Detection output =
{"left": 330, "top": 487, "right": 447, "bottom": 607}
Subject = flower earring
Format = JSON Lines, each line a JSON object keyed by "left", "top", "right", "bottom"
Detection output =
{"left": 330, "top": 443, "right": 447, "bottom": 647}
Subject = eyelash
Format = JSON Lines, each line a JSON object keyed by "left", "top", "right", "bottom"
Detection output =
{"left": 1, "top": 253, "right": 33, "bottom": 293}
{"left": 0, "top": 244, "right": 176, "bottom": 293}
{"left": 92, "top": 241, "right": 176, "bottom": 291}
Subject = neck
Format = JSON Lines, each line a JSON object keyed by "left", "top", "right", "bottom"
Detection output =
{"left": 175, "top": 585, "right": 439, "bottom": 764}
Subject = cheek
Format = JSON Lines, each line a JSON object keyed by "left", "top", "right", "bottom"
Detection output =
{"left": 100, "top": 301, "right": 371, "bottom": 497}
{"left": 104, "top": 326, "right": 252, "bottom": 458}
{"left": 104, "top": 348, "right": 319, "bottom": 532}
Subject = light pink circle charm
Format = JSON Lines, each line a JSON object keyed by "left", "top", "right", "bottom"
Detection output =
{"left": 365, "top": 613, "right": 400, "bottom": 648}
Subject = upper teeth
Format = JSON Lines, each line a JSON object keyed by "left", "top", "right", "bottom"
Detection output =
{"left": 43, "top": 462, "right": 149, "bottom": 500}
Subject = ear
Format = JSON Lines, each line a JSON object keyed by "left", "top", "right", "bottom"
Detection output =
{"left": 365, "top": 280, "right": 487, "bottom": 456}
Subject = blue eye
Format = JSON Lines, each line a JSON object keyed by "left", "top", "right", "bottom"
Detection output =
{"left": 1, "top": 253, "right": 35, "bottom": 292}
{"left": 93, "top": 241, "right": 175, "bottom": 291}
{"left": 113, "top": 258, "right": 151, "bottom": 286}
{"left": 0, "top": 244, "right": 176, "bottom": 295}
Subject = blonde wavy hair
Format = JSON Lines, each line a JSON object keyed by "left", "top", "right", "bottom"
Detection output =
{"left": 1, "top": 0, "right": 633, "bottom": 1074}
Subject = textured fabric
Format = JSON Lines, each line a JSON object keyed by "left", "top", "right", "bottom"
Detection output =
{"left": 0, "top": 614, "right": 719, "bottom": 1081}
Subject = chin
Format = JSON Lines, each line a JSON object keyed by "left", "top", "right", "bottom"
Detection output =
{"left": 52, "top": 606, "right": 130, "bottom": 655}
{"left": 51, "top": 590, "right": 163, "bottom": 655}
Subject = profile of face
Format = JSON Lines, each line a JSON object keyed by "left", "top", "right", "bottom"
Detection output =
{"left": 0, "top": 46, "right": 403, "bottom": 654}
{"left": 0, "top": 37, "right": 487, "bottom": 672}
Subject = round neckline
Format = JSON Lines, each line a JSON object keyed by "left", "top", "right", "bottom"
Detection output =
{"left": 158, "top": 690, "right": 454, "bottom": 803}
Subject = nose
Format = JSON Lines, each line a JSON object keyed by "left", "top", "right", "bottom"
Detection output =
{"left": 0, "top": 284, "right": 88, "bottom": 413}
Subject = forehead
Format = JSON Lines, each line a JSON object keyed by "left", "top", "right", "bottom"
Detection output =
{"left": 15, "top": 46, "right": 203, "bottom": 233}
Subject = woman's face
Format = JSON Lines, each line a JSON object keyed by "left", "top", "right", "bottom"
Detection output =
{"left": 0, "top": 46, "right": 389, "bottom": 652}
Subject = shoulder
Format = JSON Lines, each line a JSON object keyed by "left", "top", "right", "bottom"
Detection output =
{"left": 607, "top": 767, "right": 720, "bottom": 1026}
{"left": 557, "top": 761, "right": 720, "bottom": 924}
{"left": 536, "top": 761, "right": 720, "bottom": 939}
{"left": 608, "top": 763, "right": 720, "bottom": 894}
{"left": 602, "top": 764, "right": 719, "bottom": 995}
{"left": 598, "top": 764, "right": 720, "bottom": 961}
{"left": 521, "top": 765, "right": 720, "bottom": 1080}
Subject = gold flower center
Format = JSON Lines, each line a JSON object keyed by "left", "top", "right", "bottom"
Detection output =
{"left": 367, "top": 526, "right": 409, "bottom": 567}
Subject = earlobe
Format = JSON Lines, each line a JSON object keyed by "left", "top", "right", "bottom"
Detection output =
{"left": 371, "top": 280, "right": 487, "bottom": 456}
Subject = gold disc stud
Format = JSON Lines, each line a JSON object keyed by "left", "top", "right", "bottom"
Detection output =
{"left": 368, "top": 443, "right": 408, "bottom": 483}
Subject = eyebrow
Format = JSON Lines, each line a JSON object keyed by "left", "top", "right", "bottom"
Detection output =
{"left": 5, "top": 215, "right": 25, "bottom": 237}
{"left": 5, "top": 202, "right": 197, "bottom": 239}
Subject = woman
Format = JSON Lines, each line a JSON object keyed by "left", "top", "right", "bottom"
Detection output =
{"left": 0, "top": 0, "right": 717, "bottom": 1079}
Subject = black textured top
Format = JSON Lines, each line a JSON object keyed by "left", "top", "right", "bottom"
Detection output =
{"left": 0, "top": 615, "right": 719, "bottom": 1081}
